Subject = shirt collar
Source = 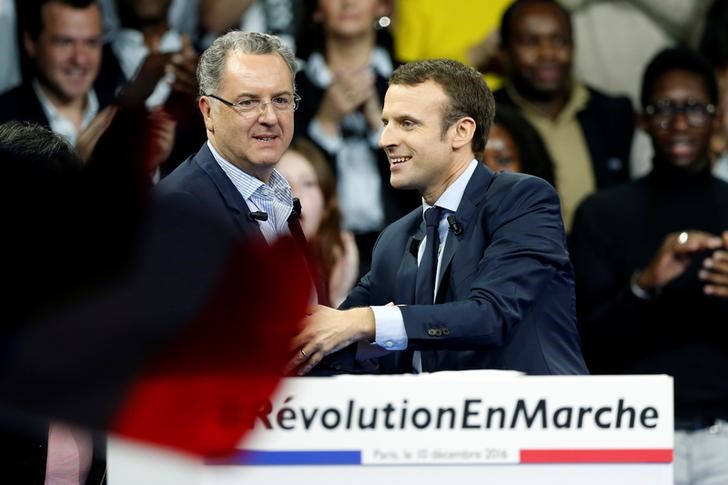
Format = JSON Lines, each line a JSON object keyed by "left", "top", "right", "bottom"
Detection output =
{"left": 304, "top": 47, "right": 394, "bottom": 89}
{"left": 32, "top": 79, "right": 99, "bottom": 143}
{"left": 422, "top": 159, "right": 479, "bottom": 216}
{"left": 206, "top": 140, "right": 293, "bottom": 203}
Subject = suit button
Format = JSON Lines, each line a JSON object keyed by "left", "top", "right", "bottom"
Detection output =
{"left": 442, "top": 328, "right": 450, "bottom": 335}
{"left": 427, "top": 329, "right": 437, "bottom": 336}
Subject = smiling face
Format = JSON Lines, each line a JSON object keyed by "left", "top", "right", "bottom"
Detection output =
{"left": 199, "top": 52, "right": 295, "bottom": 182}
{"left": 644, "top": 69, "right": 717, "bottom": 172}
{"left": 505, "top": 1, "right": 572, "bottom": 98}
{"left": 379, "top": 81, "right": 471, "bottom": 204}
{"left": 24, "top": 1, "right": 103, "bottom": 105}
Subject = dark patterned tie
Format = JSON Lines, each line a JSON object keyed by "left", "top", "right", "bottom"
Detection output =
{"left": 415, "top": 206, "right": 443, "bottom": 305}
{"left": 413, "top": 206, "right": 443, "bottom": 373}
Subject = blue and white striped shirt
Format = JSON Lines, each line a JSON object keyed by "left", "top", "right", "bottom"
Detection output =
{"left": 207, "top": 141, "right": 293, "bottom": 244}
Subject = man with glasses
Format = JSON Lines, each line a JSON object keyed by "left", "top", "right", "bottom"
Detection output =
{"left": 570, "top": 47, "right": 728, "bottom": 484}
{"left": 157, "top": 31, "right": 299, "bottom": 245}
{"left": 155, "top": 30, "right": 347, "bottom": 376}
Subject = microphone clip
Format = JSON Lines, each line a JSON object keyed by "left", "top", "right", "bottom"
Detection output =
{"left": 447, "top": 215, "right": 463, "bottom": 235}
{"left": 248, "top": 211, "right": 269, "bottom": 222}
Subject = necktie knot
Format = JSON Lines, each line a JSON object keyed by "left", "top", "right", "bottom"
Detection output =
{"left": 424, "top": 206, "right": 442, "bottom": 230}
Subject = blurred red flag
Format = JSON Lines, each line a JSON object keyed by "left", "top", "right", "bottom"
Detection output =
{"left": 110, "top": 237, "right": 311, "bottom": 456}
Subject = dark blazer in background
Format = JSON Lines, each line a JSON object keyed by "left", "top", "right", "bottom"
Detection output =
{"left": 494, "top": 86, "right": 633, "bottom": 189}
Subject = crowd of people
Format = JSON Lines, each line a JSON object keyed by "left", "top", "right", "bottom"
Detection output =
{"left": 1, "top": 0, "right": 727, "bottom": 483}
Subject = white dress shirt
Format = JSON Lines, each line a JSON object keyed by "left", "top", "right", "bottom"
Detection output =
{"left": 369, "top": 160, "right": 479, "bottom": 370}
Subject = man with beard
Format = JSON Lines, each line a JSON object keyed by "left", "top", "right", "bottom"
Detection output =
{"left": 494, "top": 0, "right": 634, "bottom": 231}
{"left": 570, "top": 47, "right": 728, "bottom": 484}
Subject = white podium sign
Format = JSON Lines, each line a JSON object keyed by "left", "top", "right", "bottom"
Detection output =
{"left": 109, "top": 371, "right": 673, "bottom": 484}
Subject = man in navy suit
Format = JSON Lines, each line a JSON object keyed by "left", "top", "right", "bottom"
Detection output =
{"left": 290, "top": 58, "right": 587, "bottom": 376}
{"left": 156, "top": 30, "right": 299, "bottom": 248}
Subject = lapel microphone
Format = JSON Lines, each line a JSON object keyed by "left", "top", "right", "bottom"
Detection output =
{"left": 249, "top": 198, "right": 301, "bottom": 223}
{"left": 447, "top": 215, "right": 463, "bottom": 235}
{"left": 248, "top": 211, "right": 268, "bottom": 222}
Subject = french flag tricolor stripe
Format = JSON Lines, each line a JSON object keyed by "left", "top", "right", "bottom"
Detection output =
{"left": 519, "top": 449, "right": 673, "bottom": 463}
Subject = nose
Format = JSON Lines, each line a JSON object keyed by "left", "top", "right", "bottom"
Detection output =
{"left": 70, "top": 41, "right": 88, "bottom": 65}
{"left": 257, "top": 101, "right": 279, "bottom": 125}
{"left": 670, "top": 109, "right": 690, "bottom": 131}
{"left": 378, "top": 123, "right": 397, "bottom": 149}
{"left": 537, "top": 39, "right": 558, "bottom": 60}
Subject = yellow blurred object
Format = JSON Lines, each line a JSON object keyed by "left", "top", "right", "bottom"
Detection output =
{"left": 393, "top": 0, "right": 512, "bottom": 89}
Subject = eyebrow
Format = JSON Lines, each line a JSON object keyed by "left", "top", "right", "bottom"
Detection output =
{"left": 232, "top": 90, "right": 294, "bottom": 99}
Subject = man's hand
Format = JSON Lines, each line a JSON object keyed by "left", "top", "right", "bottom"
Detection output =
{"left": 287, "top": 305, "right": 375, "bottom": 376}
{"left": 168, "top": 35, "right": 199, "bottom": 97}
{"left": 636, "top": 230, "right": 724, "bottom": 293}
{"left": 699, "top": 230, "right": 728, "bottom": 297}
{"left": 146, "top": 107, "right": 177, "bottom": 173}
{"left": 75, "top": 105, "right": 118, "bottom": 163}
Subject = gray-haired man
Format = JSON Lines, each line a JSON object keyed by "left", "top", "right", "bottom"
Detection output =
{"left": 157, "top": 31, "right": 300, "bottom": 245}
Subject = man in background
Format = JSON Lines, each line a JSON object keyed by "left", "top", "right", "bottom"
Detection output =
{"left": 494, "top": 0, "right": 634, "bottom": 231}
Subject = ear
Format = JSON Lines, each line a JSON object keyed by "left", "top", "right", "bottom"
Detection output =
{"left": 450, "top": 117, "right": 476, "bottom": 151}
{"left": 312, "top": 9, "right": 324, "bottom": 23}
{"left": 199, "top": 96, "right": 215, "bottom": 133}
{"left": 23, "top": 31, "right": 36, "bottom": 58}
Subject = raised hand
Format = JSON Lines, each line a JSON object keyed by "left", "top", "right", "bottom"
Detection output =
{"left": 699, "top": 230, "right": 728, "bottom": 297}
{"left": 636, "top": 230, "right": 724, "bottom": 294}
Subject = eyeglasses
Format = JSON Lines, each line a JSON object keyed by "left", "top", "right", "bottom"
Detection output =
{"left": 206, "top": 93, "right": 301, "bottom": 116}
{"left": 645, "top": 99, "right": 716, "bottom": 129}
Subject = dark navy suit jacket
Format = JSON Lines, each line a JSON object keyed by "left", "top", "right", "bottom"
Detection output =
{"left": 155, "top": 143, "right": 347, "bottom": 372}
{"left": 155, "top": 143, "right": 272, "bottom": 245}
{"left": 342, "top": 163, "right": 588, "bottom": 375}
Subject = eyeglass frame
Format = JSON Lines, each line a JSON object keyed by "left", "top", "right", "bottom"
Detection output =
{"left": 204, "top": 92, "right": 301, "bottom": 115}
{"left": 644, "top": 98, "right": 716, "bottom": 129}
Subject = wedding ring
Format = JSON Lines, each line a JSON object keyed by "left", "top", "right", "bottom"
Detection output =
{"left": 678, "top": 231, "right": 689, "bottom": 245}
{"left": 300, "top": 348, "right": 307, "bottom": 358}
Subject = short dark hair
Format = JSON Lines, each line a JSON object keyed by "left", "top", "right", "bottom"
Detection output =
{"left": 389, "top": 59, "right": 496, "bottom": 157}
{"left": 499, "top": 0, "right": 572, "bottom": 47}
{"left": 20, "top": 0, "right": 98, "bottom": 40}
{"left": 640, "top": 47, "right": 719, "bottom": 110}
{"left": 0, "top": 121, "right": 82, "bottom": 173}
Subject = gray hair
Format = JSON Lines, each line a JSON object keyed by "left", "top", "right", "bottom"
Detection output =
{"left": 197, "top": 31, "right": 297, "bottom": 96}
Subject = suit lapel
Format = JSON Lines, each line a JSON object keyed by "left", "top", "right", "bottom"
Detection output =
{"left": 193, "top": 144, "right": 267, "bottom": 245}
{"left": 395, "top": 218, "right": 425, "bottom": 305}
{"left": 436, "top": 164, "right": 493, "bottom": 302}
